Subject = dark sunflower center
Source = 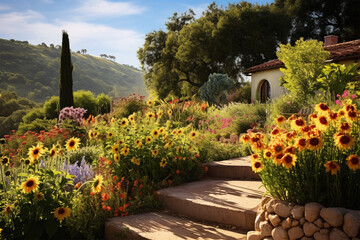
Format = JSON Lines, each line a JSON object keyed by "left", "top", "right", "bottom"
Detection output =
{"left": 341, "top": 124, "right": 350, "bottom": 130}
{"left": 275, "top": 146, "right": 282, "bottom": 152}
{"left": 33, "top": 149, "right": 39, "bottom": 155}
{"left": 284, "top": 156, "right": 292, "bottom": 164}
{"left": 319, "top": 117, "right": 327, "bottom": 124}
{"left": 320, "top": 104, "right": 329, "bottom": 111}
{"left": 266, "top": 152, "right": 271, "bottom": 157}
{"left": 272, "top": 130, "right": 279, "bottom": 135}
{"left": 26, "top": 180, "right": 34, "bottom": 187}
{"left": 309, "top": 138, "right": 320, "bottom": 146}
{"left": 192, "top": 133, "right": 196, "bottom": 136}
{"left": 69, "top": 141, "right": 75, "bottom": 147}
{"left": 299, "top": 139, "right": 306, "bottom": 146}
{"left": 276, "top": 154, "right": 284, "bottom": 160}
{"left": 295, "top": 119, "right": 304, "bottom": 126}
{"left": 340, "top": 136, "right": 350, "bottom": 144}
{"left": 348, "top": 111, "right": 357, "bottom": 118}
{"left": 346, "top": 105, "right": 355, "bottom": 111}
{"left": 154, "top": 131, "right": 158, "bottom": 135}
{"left": 254, "top": 162, "right": 261, "bottom": 168}
{"left": 2, "top": 158, "right": 8, "bottom": 164}
{"left": 330, "top": 113, "right": 337, "bottom": 119}
{"left": 329, "top": 162, "right": 337, "bottom": 169}
{"left": 351, "top": 157, "right": 359, "bottom": 165}
{"left": 50, "top": 150, "right": 55, "bottom": 156}
{"left": 252, "top": 137, "right": 260, "bottom": 142}
{"left": 58, "top": 208, "right": 65, "bottom": 214}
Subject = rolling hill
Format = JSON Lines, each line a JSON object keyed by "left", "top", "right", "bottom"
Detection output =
{"left": 0, "top": 38, "right": 147, "bottom": 102}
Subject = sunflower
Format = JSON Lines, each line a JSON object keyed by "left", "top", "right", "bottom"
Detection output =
{"left": 344, "top": 104, "right": 357, "bottom": 112}
{"left": 176, "top": 146, "right": 182, "bottom": 153}
{"left": 152, "top": 129, "right": 159, "bottom": 138}
{"left": 189, "top": 131, "right": 197, "bottom": 138}
{"left": 271, "top": 127, "right": 281, "bottom": 138}
{"left": 3, "top": 204, "right": 11, "bottom": 216}
{"left": 152, "top": 150, "right": 158, "bottom": 157}
{"left": 251, "top": 160, "right": 264, "bottom": 173}
{"left": 276, "top": 115, "right": 286, "bottom": 125}
{"left": 346, "top": 155, "right": 360, "bottom": 171}
{"left": 121, "top": 146, "right": 130, "bottom": 156}
{"left": 338, "top": 109, "right": 346, "bottom": 117}
{"left": 270, "top": 142, "right": 285, "bottom": 154}
{"left": 250, "top": 154, "right": 260, "bottom": 162}
{"left": 273, "top": 153, "right": 284, "bottom": 166}
{"left": 164, "top": 141, "right": 172, "bottom": 149}
{"left": 131, "top": 157, "right": 140, "bottom": 165}
{"left": 177, "top": 129, "right": 183, "bottom": 135}
{"left": 334, "top": 133, "right": 354, "bottom": 150}
{"left": 291, "top": 118, "right": 306, "bottom": 131}
{"left": 308, "top": 113, "right": 318, "bottom": 122}
{"left": 92, "top": 175, "right": 103, "bottom": 193}
{"left": 283, "top": 131, "right": 296, "bottom": 142}
{"left": 49, "top": 146, "right": 57, "bottom": 158}
{"left": 307, "top": 136, "right": 323, "bottom": 150}
{"left": 114, "top": 154, "right": 120, "bottom": 162}
{"left": 160, "top": 158, "right": 167, "bottom": 168}
{"left": 146, "top": 112, "right": 155, "bottom": 119}
{"left": 264, "top": 150, "right": 272, "bottom": 159}
{"left": 251, "top": 141, "right": 265, "bottom": 152}
{"left": 281, "top": 153, "right": 297, "bottom": 169}
{"left": 284, "top": 145, "right": 296, "bottom": 154}
{"left": 1, "top": 156, "right": 9, "bottom": 165}
{"left": 315, "top": 116, "right": 329, "bottom": 131}
{"left": 346, "top": 111, "right": 358, "bottom": 121}
{"left": 28, "top": 143, "right": 44, "bottom": 161}
{"left": 300, "top": 126, "right": 312, "bottom": 134}
{"left": 328, "top": 111, "right": 338, "bottom": 121}
{"left": 295, "top": 138, "right": 307, "bottom": 151}
{"left": 112, "top": 144, "right": 120, "bottom": 154}
{"left": 240, "top": 134, "right": 251, "bottom": 144}
{"left": 143, "top": 136, "right": 151, "bottom": 144}
{"left": 54, "top": 207, "right": 71, "bottom": 222}
{"left": 315, "top": 103, "right": 330, "bottom": 114}
{"left": 21, "top": 175, "right": 40, "bottom": 193}
{"left": 120, "top": 118, "right": 128, "bottom": 127}
{"left": 107, "top": 132, "right": 114, "bottom": 138}
{"left": 167, "top": 109, "right": 173, "bottom": 116}
{"left": 88, "top": 130, "right": 95, "bottom": 140}
{"left": 134, "top": 139, "right": 142, "bottom": 146}
{"left": 324, "top": 161, "right": 340, "bottom": 175}
{"left": 147, "top": 100, "right": 154, "bottom": 106}
{"left": 157, "top": 110, "right": 163, "bottom": 118}
{"left": 118, "top": 139, "right": 125, "bottom": 145}
{"left": 339, "top": 122, "right": 351, "bottom": 133}
{"left": 172, "top": 129, "right": 178, "bottom": 135}
{"left": 34, "top": 192, "right": 44, "bottom": 201}
{"left": 128, "top": 114, "right": 135, "bottom": 122}
{"left": 137, "top": 143, "right": 143, "bottom": 149}
{"left": 65, "top": 137, "right": 80, "bottom": 151}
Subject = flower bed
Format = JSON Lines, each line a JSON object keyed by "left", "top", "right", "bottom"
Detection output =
{"left": 247, "top": 196, "right": 360, "bottom": 240}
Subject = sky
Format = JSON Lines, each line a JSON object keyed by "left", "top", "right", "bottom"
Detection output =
{"left": 0, "top": 0, "right": 273, "bottom": 67}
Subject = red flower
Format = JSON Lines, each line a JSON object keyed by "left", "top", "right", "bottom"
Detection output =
{"left": 113, "top": 176, "right": 118, "bottom": 181}
{"left": 102, "top": 193, "right": 110, "bottom": 201}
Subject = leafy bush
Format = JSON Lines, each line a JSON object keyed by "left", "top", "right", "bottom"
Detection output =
{"left": 200, "top": 73, "right": 234, "bottom": 106}
{"left": 245, "top": 95, "right": 360, "bottom": 209}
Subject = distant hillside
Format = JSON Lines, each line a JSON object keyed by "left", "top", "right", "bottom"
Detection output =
{"left": 0, "top": 38, "right": 147, "bottom": 102}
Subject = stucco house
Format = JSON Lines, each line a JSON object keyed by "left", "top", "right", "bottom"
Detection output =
{"left": 244, "top": 36, "right": 360, "bottom": 103}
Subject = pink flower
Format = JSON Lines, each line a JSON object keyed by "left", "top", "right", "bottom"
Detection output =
{"left": 342, "top": 90, "right": 349, "bottom": 97}
{"left": 352, "top": 94, "right": 356, "bottom": 99}
{"left": 336, "top": 94, "right": 340, "bottom": 98}
{"left": 335, "top": 100, "right": 342, "bottom": 106}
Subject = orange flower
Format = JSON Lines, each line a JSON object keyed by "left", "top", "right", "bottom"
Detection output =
{"left": 339, "top": 122, "right": 351, "bottom": 133}
{"left": 264, "top": 150, "right": 272, "bottom": 159}
{"left": 346, "top": 155, "right": 360, "bottom": 171}
{"left": 295, "top": 138, "right": 307, "bottom": 151}
{"left": 315, "top": 116, "right": 329, "bottom": 131}
{"left": 201, "top": 103, "right": 208, "bottom": 111}
{"left": 308, "top": 113, "right": 318, "bottom": 122}
{"left": 281, "top": 153, "right": 297, "bottom": 169}
{"left": 284, "top": 145, "right": 296, "bottom": 154}
{"left": 338, "top": 109, "right": 346, "bottom": 117}
{"left": 344, "top": 104, "right": 357, "bottom": 113}
{"left": 324, "top": 161, "right": 340, "bottom": 175}
{"left": 328, "top": 111, "right": 338, "bottom": 121}
{"left": 315, "top": 103, "right": 330, "bottom": 114}
{"left": 273, "top": 153, "right": 284, "bottom": 166}
{"left": 307, "top": 136, "right": 323, "bottom": 150}
{"left": 346, "top": 111, "right": 358, "bottom": 121}
{"left": 252, "top": 160, "right": 264, "bottom": 173}
{"left": 240, "top": 134, "right": 251, "bottom": 144}
{"left": 291, "top": 118, "right": 306, "bottom": 131}
{"left": 250, "top": 154, "right": 260, "bottom": 162}
{"left": 271, "top": 127, "right": 281, "bottom": 138}
{"left": 283, "top": 131, "right": 296, "bottom": 141}
{"left": 334, "top": 133, "right": 354, "bottom": 150}
{"left": 276, "top": 115, "right": 286, "bottom": 125}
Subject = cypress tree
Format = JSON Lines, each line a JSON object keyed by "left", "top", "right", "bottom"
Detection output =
{"left": 59, "top": 30, "right": 74, "bottom": 110}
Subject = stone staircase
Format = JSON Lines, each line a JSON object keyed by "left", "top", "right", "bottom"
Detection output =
{"left": 105, "top": 156, "right": 264, "bottom": 240}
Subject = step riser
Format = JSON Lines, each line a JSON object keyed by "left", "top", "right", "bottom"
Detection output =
{"left": 157, "top": 194, "right": 256, "bottom": 231}
{"left": 206, "top": 165, "right": 260, "bottom": 180}
{"left": 105, "top": 222, "right": 146, "bottom": 240}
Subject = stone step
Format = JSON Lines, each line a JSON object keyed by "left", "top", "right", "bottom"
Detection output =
{"left": 204, "top": 156, "right": 260, "bottom": 180}
{"left": 105, "top": 211, "right": 247, "bottom": 240}
{"left": 156, "top": 178, "right": 264, "bottom": 231}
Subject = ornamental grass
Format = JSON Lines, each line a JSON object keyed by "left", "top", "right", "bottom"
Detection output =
{"left": 244, "top": 99, "right": 360, "bottom": 209}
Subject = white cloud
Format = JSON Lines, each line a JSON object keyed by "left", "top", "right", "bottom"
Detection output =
{"left": 0, "top": 4, "right": 10, "bottom": 11}
{"left": 0, "top": 10, "right": 144, "bottom": 67}
{"left": 73, "top": 0, "right": 146, "bottom": 19}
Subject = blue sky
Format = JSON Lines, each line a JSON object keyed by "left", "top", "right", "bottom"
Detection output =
{"left": 0, "top": 0, "right": 273, "bottom": 67}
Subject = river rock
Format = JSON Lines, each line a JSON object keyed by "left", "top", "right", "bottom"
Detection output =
{"left": 343, "top": 211, "right": 360, "bottom": 238}
{"left": 303, "top": 222, "right": 320, "bottom": 237}
{"left": 305, "top": 202, "right": 323, "bottom": 222}
{"left": 267, "top": 199, "right": 281, "bottom": 214}
{"left": 320, "top": 208, "right": 345, "bottom": 227}
{"left": 255, "top": 210, "right": 266, "bottom": 231}
{"left": 291, "top": 205, "right": 305, "bottom": 219}
{"left": 261, "top": 196, "right": 271, "bottom": 210}
{"left": 291, "top": 219, "right": 299, "bottom": 227}
{"left": 275, "top": 202, "right": 292, "bottom": 218}
{"left": 268, "top": 214, "right": 281, "bottom": 227}
{"left": 314, "top": 232, "right": 329, "bottom": 240}
{"left": 299, "top": 217, "right": 305, "bottom": 225}
{"left": 247, "top": 231, "right": 263, "bottom": 240}
{"left": 282, "top": 217, "right": 292, "bottom": 229}
{"left": 329, "top": 228, "right": 349, "bottom": 240}
{"left": 260, "top": 221, "right": 273, "bottom": 237}
{"left": 314, "top": 218, "right": 324, "bottom": 228}
{"left": 288, "top": 226, "right": 304, "bottom": 240}
{"left": 271, "top": 227, "right": 288, "bottom": 240}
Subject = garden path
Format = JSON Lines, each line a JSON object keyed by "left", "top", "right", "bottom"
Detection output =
{"left": 105, "top": 156, "right": 264, "bottom": 240}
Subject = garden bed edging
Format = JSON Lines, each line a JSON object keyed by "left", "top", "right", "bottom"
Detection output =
{"left": 247, "top": 196, "right": 360, "bottom": 240}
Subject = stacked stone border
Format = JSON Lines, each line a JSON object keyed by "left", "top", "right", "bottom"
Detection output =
{"left": 247, "top": 197, "right": 360, "bottom": 240}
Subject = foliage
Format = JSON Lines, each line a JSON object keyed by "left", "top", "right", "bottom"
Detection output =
{"left": 59, "top": 31, "right": 74, "bottom": 110}
{"left": 317, "top": 63, "right": 360, "bottom": 99}
{"left": 245, "top": 95, "right": 360, "bottom": 208}
{"left": 138, "top": 2, "right": 290, "bottom": 99}
{"left": 200, "top": 73, "right": 234, "bottom": 106}
{"left": 277, "top": 38, "right": 330, "bottom": 101}
{"left": 226, "top": 82, "right": 252, "bottom": 103}
{"left": 0, "top": 38, "right": 146, "bottom": 103}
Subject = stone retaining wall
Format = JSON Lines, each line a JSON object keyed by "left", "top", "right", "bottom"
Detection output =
{"left": 247, "top": 197, "right": 360, "bottom": 240}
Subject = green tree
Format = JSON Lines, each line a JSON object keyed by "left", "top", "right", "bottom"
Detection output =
{"left": 200, "top": 73, "right": 234, "bottom": 106}
{"left": 59, "top": 30, "right": 74, "bottom": 110}
{"left": 277, "top": 38, "right": 329, "bottom": 101}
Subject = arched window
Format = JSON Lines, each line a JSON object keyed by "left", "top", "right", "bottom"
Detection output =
{"left": 259, "top": 80, "right": 270, "bottom": 103}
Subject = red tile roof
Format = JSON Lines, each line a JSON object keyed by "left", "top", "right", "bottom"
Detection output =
{"left": 244, "top": 39, "right": 360, "bottom": 74}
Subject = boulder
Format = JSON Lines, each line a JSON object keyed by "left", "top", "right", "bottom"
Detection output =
{"left": 299, "top": 217, "right": 305, "bottom": 225}
{"left": 271, "top": 227, "right": 288, "bottom": 240}
{"left": 247, "top": 231, "right": 264, "bottom": 240}
{"left": 267, "top": 199, "right": 281, "bottom": 214}
{"left": 291, "top": 220, "right": 299, "bottom": 227}
{"left": 281, "top": 217, "right": 292, "bottom": 229}
{"left": 314, "top": 232, "right": 329, "bottom": 240}
{"left": 291, "top": 205, "right": 305, "bottom": 220}
{"left": 275, "top": 202, "right": 292, "bottom": 218}
{"left": 343, "top": 211, "right": 360, "bottom": 238}
{"left": 303, "top": 222, "right": 320, "bottom": 237}
{"left": 288, "top": 226, "right": 304, "bottom": 240}
{"left": 268, "top": 214, "right": 282, "bottom": 227}
{"left": 329, "top": 228, "right": 349, "bottom": 240}
{"left": 260, "top": 221, "right": 273, "bottom": 237}
{"left": 305, "top": 202, "right": 323, "bottom": 223}
{"left": 314, "top": 218, "right": 323, "bottom": 228}
{"left": 320, "top": 208, "right": 346, "bottom": 227}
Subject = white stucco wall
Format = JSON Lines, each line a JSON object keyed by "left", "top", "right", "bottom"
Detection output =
{"left": 250, "top": 68, "right": 287, "bottom": 102}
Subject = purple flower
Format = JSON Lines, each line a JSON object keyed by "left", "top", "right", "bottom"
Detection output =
{"left": 63, "top": 157, "right": 94, "bottom": 184}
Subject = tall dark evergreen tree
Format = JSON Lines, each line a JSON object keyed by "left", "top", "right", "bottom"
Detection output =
{"left": 59, "top": 30, "right": 74, "bottom": 110}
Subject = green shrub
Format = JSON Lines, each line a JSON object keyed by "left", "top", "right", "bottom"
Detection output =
{"left": 119, "top": 99, "right": 146, "bottom": 118}
{"left": 95, "top": 93, "right": 111, "bottom": 115}
{"left": 43, "top": 96, "right": 59, "bottom": 119}
{"left": 17, "top": 119, "right": 57, "bottom": 134}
